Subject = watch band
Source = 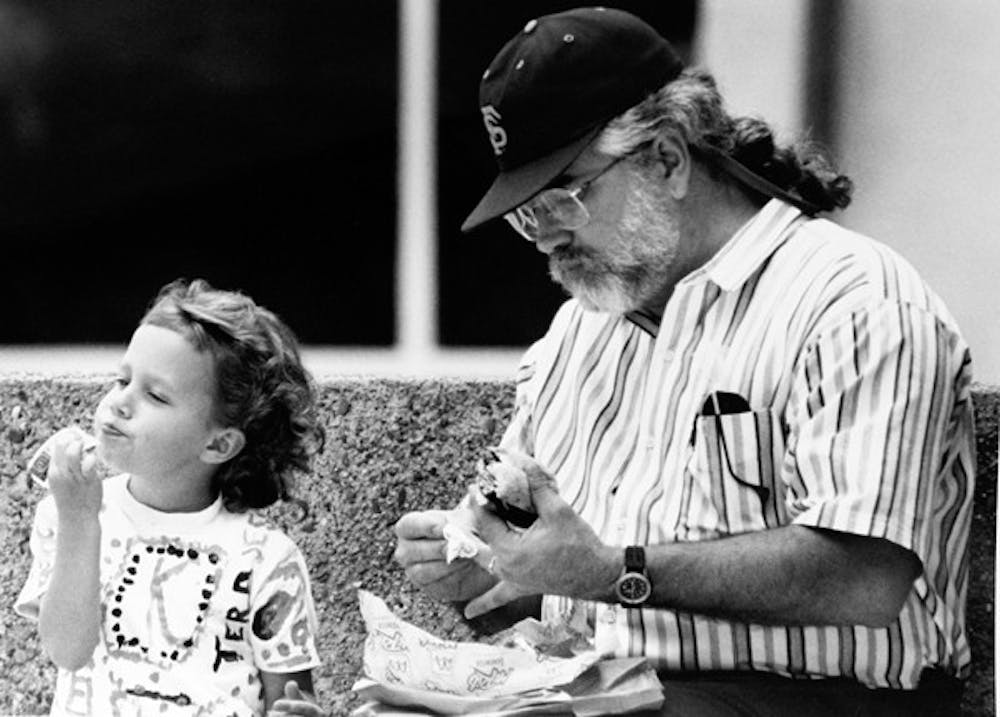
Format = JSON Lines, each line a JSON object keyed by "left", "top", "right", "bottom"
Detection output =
{"left": 624, "top": 545, "right": 645, "bottom": 572}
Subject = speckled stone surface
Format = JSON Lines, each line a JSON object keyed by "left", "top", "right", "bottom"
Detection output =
{"left": 0, "top": 377, "right": 995, "bottom": 716}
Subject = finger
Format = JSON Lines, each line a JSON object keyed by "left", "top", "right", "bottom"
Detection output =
{"left": 65, "top": 440, "right": 84, "bottom": 480}
{"left": 468, "top": 544, "right": 495, "bottom": 573}
{"left": 464, "top": 580, "right": 527, "bottom": 619}
{"left": 52, "top": 436, "right": 84, "bottom": 482}
{"left": 523, "top": 477, "right": 564, "bottom": 516}
{"left": 466, "top": 490, "right": 513, "bottom": 545}
{"left": 270, "top": 705, "right": 324, "bottom": 717}
{"left": 394, "top": 510, "right": 449, "bottom": 540}
{"left": 393, "top": 537, "right": 448, "bottom": 567}
{"left": 271, "top": 680, "right": 325, "bottom": 716}
{"left": 405, "top": 558, "right": 473, "bottom": 588}
{"left": 80, "top": 449, "right": 100, "bottom": 480}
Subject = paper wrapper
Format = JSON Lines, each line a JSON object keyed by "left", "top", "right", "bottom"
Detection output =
{"left": 351, "top": 591, "right": 664, "bottom": 716}
{"left": 26, "top": 426, "right": 99, "bottom": 489}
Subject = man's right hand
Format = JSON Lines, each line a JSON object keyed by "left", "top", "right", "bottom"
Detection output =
{"left": 393, "top": 509, "right": 497, "bottom": 603}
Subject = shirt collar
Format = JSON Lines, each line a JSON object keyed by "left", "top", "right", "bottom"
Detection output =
{"left": 113, "top": 474, "right": 224, "bottom": 531}
{"left": 623, "top": 199, "right": 805, "bottom": 337}
{"left": 688, "top": 199, "right": 805, "bottom": 293}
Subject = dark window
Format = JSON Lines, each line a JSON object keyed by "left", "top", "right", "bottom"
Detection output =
{"left": 0, "top": 1, "right": 397, "bottom": 345}
{"left": 437, "top": 1, "right": 697, "bottom": 347}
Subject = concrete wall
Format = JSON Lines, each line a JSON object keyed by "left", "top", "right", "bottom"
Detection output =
{"left": 0, "top": 378, "right": 995, "bottom": 715}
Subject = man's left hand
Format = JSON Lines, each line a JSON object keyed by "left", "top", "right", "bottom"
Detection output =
{"left": 464, "top": 449, "right": 619, "bottom": 619}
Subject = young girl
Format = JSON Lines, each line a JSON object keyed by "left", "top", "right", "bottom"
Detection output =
{"left": 16, "top": 279, "right": 328, "bottom": 716}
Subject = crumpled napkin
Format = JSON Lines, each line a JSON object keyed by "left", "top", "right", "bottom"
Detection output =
{"left": 441, "top": 494, "right": 489, "bottom": 563}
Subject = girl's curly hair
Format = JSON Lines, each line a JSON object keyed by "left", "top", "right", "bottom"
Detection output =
{"left": 141, "top": 278, "right": 325, "bottom": 512}
{"left": 597, "top": 68, "right": 853, "bottom": 213}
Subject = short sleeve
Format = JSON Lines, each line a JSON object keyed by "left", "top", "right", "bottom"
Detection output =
{"left": 248, "top": 533, "right": 322, "bottom": 674}
{"left": 783, "top": 301, "right": 974, "bottom": 566}
{"left": 15, "top": 496, "right": 59, "bottom": 620}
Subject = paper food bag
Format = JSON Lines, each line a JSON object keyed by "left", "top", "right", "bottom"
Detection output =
{"left": 351, "top": 591, "right": 665, "bottom": 716}
{"left": 356, "top": 590, "right": 599, "bottom": 697}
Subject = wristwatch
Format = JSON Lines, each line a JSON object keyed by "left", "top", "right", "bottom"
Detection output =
{"left": 614, "top": 546, "right": 652, "bottom": 606}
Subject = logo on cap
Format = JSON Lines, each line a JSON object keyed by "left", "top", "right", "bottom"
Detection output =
{"left": 480, "top": 105, "right": 507, "bottom": 156}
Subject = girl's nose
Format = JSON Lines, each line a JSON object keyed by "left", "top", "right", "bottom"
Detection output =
{"left": 109, "top": 388, "right": 132, "bottom": 419}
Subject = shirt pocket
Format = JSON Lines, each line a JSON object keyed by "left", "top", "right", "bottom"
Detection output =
{"left": 684, "top": 409, "right": 786, "bottom": 534}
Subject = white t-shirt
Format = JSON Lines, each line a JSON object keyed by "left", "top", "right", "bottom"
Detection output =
{"left": 16, "top": 474, "right": 322, "bottom": 716}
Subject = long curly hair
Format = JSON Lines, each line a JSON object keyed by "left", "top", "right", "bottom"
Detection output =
{"left": 596, "top": 68, "right": 853, "bottom": 213}
{"left": 140, "top": 278, "right": 325, "bottom": 512}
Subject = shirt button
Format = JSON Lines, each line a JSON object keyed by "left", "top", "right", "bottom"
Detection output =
{"left": 662, "top": 349, "right": 675, "bottom": 362}
{"left": 604, "top": 607, "right": 617, "bottom": 624}
{"left": 646, "top": 439, "right": 656, "bottom": 451}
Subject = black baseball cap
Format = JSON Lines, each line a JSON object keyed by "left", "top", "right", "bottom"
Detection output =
{"left": 461, "top": 7, "right": 684, "bottom": 233}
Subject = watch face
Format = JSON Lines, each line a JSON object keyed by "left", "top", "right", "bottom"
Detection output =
{"left": 617, "top": 573, "right": 651, "bottom": 605}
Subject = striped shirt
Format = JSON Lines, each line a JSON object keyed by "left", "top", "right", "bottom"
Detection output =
{"left": 500, "top": 199, "right": 975, "bottom": 689}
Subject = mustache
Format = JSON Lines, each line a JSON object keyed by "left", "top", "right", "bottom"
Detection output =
{"left": 550, "top": 244, "right": 593, "bottom": 263}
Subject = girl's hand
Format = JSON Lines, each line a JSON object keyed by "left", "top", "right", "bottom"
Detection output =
{"left": 47, "top": 428, "right": 102, "bottom": 524}
{"left": 267, "top": 680, "right": 327, "bottom": 716}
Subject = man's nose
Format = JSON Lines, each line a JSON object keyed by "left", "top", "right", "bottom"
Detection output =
{"left": 534, "top": 232, "right": 572, "bottom": 255}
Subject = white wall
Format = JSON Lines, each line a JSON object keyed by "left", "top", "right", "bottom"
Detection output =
{"left": 697, "top": 0, "right": 1000, "bottom": 384}
{"left": 836, "top": 0, "right": 1000, "bottom": 385}
{"left": 694, "top": 0, "right": 809, "bottom": 142}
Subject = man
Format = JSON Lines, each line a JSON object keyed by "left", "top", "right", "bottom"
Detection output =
{"left": 394, "top": 7, "right": 974, "bottom": 715}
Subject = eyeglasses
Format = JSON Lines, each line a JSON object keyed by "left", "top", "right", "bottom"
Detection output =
{"left": 503, "top": 156, "right": 625, "bottom": 241}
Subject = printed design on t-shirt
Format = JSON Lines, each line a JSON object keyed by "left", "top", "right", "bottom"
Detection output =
{"left": 105, "top": 536, "right": 225, "bottom": 666}
{"left": 252, "top": 551, "right": 315, "bottom": 670}
{"left": 214, "top": 569, "right": 252, "bottom": 673}
{"left": 61, "top": 671, "right": 95, "bottom": 716}
{"left": 107, "top": 671, "right": 231, "bottom": 717}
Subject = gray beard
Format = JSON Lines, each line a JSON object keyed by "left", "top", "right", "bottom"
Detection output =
{"left": 549, "top": 246, "right": 646, "bottom": 313}
{"left": 548, "top": 172, "right": 680, "bottom": 314}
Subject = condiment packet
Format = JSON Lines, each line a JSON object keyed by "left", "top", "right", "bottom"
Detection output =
{"left": 26, "top": 426, "right": 98, "bottom": 489}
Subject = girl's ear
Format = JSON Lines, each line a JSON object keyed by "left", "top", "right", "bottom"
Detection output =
{"left": 651, "top": 133, "right": 692, "bottom": 200}
{"left": 202, "top": 427, "right": 246, "bottom": 465}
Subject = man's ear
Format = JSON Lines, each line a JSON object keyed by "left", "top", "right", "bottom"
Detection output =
{"left": 202, "top": 427, "right": 246, "bottom": 465}
{"left": 651, "top": 133, "right": 691, "bottom": 200}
